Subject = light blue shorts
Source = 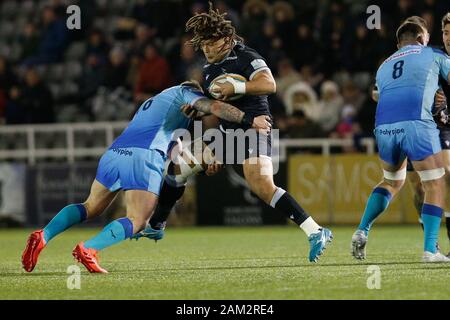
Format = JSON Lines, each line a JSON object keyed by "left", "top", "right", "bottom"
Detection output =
{"left": 95, "top": 147, "right": 167, "bottom": 195}
{"left": 374, "top": 120, "right": 441, "bottom": 165}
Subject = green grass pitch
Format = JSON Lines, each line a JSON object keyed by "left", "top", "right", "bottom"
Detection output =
{"left": 0, "top": 226, "right": 449, "bottom": 299}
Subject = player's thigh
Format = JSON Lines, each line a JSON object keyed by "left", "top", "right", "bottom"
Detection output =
{"left": 242, "top": 156, "right": 276, "bottom": 203}
{"left": 83, "top": 179, "right": 118, "bottom": 218}
{"left": 411, "top": 152, "right": 445, "bottom": 171}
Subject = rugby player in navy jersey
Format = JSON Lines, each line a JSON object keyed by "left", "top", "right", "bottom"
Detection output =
{"left": 136, "top": 3, "right": 333, "bottom": 263}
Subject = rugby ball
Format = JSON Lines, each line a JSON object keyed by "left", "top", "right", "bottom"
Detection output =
{"left": 208, "top": 73, "right": 246, "bottom": 101}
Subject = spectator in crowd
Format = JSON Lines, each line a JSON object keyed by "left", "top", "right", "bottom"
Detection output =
{"left": 0, "top": 57, "right": 17, "bottom": 123}
{"left": 79, "top": 54, "right": 105, "bottom": 101}
{"left": 6, "top": 69, "right": 54, "bottom": 124}
{"left": 240, "top": 0, "right": 270, "bottom": 49}
{"left": 22, "top": 6, "right": 69, "bottom": 66}
{"left": 299, "top": 65, "right": 324, "bottom": 90}
{"left": 215, "top": 0, "right": 241, "bottom": 28}
{"left": 290, "top": 23, "right": 320, "bottom": 70}
{"left": 86, "top": 29, "right": 111, "bottom": 67}
{"left": 251, "top": 19, "right": 284, "bottom": 69}
{"left": 19, "top": 23, "right": 40, "bottom": 62}
{"left": 283, "top": 110, "right": 325, "bottom": 139}
{"left": 345, "top": 23, "right": 377, "bottom": 73}
{"left": 283, "top": 81, "right": 320, "bottom": 122}
{"left": 317, "top": 80, "right": 344, "bottom": 134}
{"left": 103, "top": 47, "right": 129, "bottom": 89}
{"left": 77, "top": 54, "right": 105, "bottom": 120}
{"left": 134, "top": 43, "right": 172, "bottom": 103}
{"left": 373, "top": 22, "right": 395, "bottom": 67}
{"left": 129, "top": 24, "right": 157, "bottom": 57}
{"left": 275, "top": 58, "right": 302, "bottom": 100}
{"left": 396, "top": 0, "right": 420, "bottom": 24}
{"left": 5, "top": 86, "right": 25, "bottom": 124}
{"left": 354, "top": 85, "right": 377, "bottom": 137}
{"left": 271, "top": 1, "right": 296, "bottom": 53}
{"left": 341, "top": 80, "right": 366, "bottom": 113}
{"left": 173, "top": 39, "right": 203, "bottom": 84}
{"left": 330, "top": 80, "right": 366, "bottom": 152}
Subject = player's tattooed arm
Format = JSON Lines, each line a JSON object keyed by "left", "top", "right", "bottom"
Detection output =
{"left": 191, "top": 98, "right": 272, "bottom": 132}
{"left": 193, "top": 98, "right": 244, "bottom": 123}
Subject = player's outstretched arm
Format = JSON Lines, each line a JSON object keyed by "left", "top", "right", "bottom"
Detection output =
{"left": 192, "top": 98, "right": 272, "bottom": 131}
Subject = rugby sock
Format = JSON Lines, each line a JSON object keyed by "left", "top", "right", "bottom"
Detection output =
{"left": 299, "top": 217, "right": 321, "bottom": 237}
{"left": 43, "top": 204, "right": 87, "bottom": 243}
{"left": 445, "top": 212, "right": 450, "bottom": 241}
{"left": 84, "top": 217, "right": 133, "bottom": 251}
{"left": 421, "top": 204, "right": 443, "bottom": 254}
{"left": 150, "top": 181, "right": 185, "bottom": 230}
{"left": 357, "top": 187, "right": 392, "bottom": 236}
{"left": 269, "top": 188, "right": 318, "bottom": 235}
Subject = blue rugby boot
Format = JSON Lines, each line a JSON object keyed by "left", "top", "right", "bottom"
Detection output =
{"left": 131, "top": 223, "right": 165, "bottom": 242}
{"left": 308, "top": 228, "right": 333, "bottom": 262}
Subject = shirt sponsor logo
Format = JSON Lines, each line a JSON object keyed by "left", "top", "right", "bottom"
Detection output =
{"left": 376, "top": 128, "right": 405, "bottom": 135}
{"left": 251, "top": 59, "right": 267, "bottom": 70}
{"left": 112, "top": 148, "right": 133, "bottom": 156}
{"left": 383, "top": 48, "right": 422, "bottom": 63}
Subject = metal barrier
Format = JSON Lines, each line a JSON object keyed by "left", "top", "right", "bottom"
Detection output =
{"left": 0, "top": 122, "right": 376, "bottom": 164}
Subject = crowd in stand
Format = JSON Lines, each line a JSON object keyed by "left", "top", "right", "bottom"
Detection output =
{"left": 0, "top": 0, "right": 449, "bottom": 147}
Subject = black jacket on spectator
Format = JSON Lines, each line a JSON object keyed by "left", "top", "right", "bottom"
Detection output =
{"left": 20, "top": 82, "right": 55, "bottom": 124}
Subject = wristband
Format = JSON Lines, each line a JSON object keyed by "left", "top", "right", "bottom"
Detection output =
{"left": 231, "top": 79, "right": 246, "bottom": 94}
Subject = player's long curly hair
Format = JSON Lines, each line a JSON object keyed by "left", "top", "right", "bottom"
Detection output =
{"left": 185, "top": 1, "right": 243, "bottom": 51}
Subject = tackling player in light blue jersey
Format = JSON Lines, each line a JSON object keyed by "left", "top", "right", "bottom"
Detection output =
{"left": 352, "top": 20, "right": 450, "bottom": 263}
{"left": 21, "top": 81, "right": 272, "bottom": 273}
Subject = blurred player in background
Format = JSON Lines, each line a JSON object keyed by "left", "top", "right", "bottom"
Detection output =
{"left": 352, "top": 19, "right": 450, "bottom": 263}
{"left": 21, "top": 81, "right": 271, "bottom": 273}
{"left": 135, "top": 2, "right": 333, "bottom": 263}
{"left": 402, "top": 14, "right": 450, "bottom": 257}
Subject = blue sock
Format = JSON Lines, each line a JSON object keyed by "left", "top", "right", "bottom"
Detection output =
{"left": 358, "top": 187, "right": 392, "bottom": 235}
{"left": 84, "top": 218, "right": 133, "bottom": 251}
{"left": 421, "top": 204, "right": 443, "bottom": 254}
{"left": 43, "top": 204, "right": 87, "bottom": 243}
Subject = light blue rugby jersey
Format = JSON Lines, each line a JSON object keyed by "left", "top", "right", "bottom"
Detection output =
{"left": 110, "top": 85, "right": 204, "bottom": 154}
{"left": 375, "top": 45, "right": 450, "bottom": 126}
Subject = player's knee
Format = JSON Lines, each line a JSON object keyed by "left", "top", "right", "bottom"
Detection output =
{"left": 383, "top": 167, "right": 406, "bottom": 191}
{"left": 82, "top": 200, "right": 99, "bottom": 218}
{"left": 384, "top": 178, "right": 405, "bottom": 191}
